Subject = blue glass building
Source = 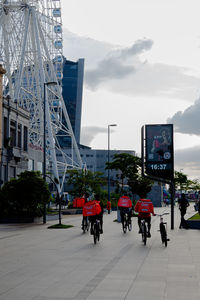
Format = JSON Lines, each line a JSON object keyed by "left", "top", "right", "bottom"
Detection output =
{"left": 60, "top": 57, "right": 84, "bottom": 147}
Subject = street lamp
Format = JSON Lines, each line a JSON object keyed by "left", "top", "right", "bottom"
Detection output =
{"left": 108, "top": 124, "right": 117, "bottom": 208}
{"left": 43, "top": 81, "right": 57, "bottom": 224}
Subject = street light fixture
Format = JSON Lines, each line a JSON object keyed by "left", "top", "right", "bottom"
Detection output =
{"left": 43, "top": 81, "right": 57, "bottom": 224}
{"left": 108, "top": 124, "right": 117, "bottom": 209}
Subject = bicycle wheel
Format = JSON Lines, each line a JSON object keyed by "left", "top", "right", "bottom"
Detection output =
{"left": 86, "top": 221, "right": 90, "bottom": 232}
{"left": 97, "top": 224, "right": 100, "bottom": 241}
{"left": 93, "top": 224, "right": 97, "bottom": 244}
{"left": 128, "top": 220, "right": 132, "bottom": 231}
{"left": 160, "top": 223, "right": 167, "bottom": 246}
{"left": 82, "top": 219, "right": 86, "bottom": 233}
{"left": 142, "top": 223, "right": 147, "bottom": 245}
{"left": 123, "top": 216, "right": 127, "bottom": 233}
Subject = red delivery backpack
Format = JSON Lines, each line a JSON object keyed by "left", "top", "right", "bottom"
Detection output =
{"left": 118, "top": 196, "right": 132, "bottom": 208}
{"left": 137, "top": 199, "right": 153, "bottom": 213}
{"left": 83, "top": 200, "right": 102, "bottom": 217}
{"left": 73, "top": 197, "right": 85, "bottom": 208}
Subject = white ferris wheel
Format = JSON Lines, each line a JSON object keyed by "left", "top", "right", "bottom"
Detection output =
{"left": 0, "top": 0, "right": 83, "bottom": 193}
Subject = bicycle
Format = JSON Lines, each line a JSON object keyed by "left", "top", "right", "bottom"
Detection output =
{"left": 156, "top": 213, "right": 170, "bottom": 247}
{"left": 140, "top": 218, "right": 148, "bottom": 245}
{"left": 92, "top": 219, "right": 100, "bottom": 244}
{"left": 82, "top": 217, "right": 90, "bottom": 233}
{"left": 121, "top": 212, "right": 132, "bottom": 233}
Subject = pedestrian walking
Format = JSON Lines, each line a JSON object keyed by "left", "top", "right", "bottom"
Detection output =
{"left": 107, "top": 201, "right": 111, "bottom": 214}
{"left": 178, "top": 193, "right": 189, "bottom": 229}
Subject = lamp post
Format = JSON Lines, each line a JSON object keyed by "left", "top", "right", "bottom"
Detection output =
{"left": 107, "top": 124, "right": 117, "bottom": 208}
{"left": 43, "top": 81, "right": 57, "bottom": 224}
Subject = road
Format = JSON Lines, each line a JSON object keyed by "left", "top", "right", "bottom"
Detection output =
{"left": 0, "top": 205, "right": 200, "bottom": 300}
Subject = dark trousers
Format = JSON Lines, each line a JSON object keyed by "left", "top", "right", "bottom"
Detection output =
{"left": 82, "top": 216, "right": 88, "bottom": 228}
{"left": 120, "top": 210, "right": 132, "bottom": 224}
{"left": 89, "top": 214, "right": 103, "bottom": 232}
{"left": 138, "top": 216, "right": 151, "bottom": 232}
{"left": 179, "top": 210, "right": 188, "bottom": 228}
{"left": 119, "top": 207, "right": 132, "bottom": 224}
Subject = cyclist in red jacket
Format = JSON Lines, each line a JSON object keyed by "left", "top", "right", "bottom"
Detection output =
{"left": 118, "top": 195, "right": 133, "bottom": 225}
{"left": 134, "top": 198, "right": 155, "bottom": 237}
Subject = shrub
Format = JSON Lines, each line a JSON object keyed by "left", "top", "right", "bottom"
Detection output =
{"left": 0, "top": 171, "right": 51, "bottom": 217}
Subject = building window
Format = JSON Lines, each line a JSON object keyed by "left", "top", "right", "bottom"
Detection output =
{"left": 3, "top": 117, "right": 8, "bottom": 147}
{"left": 3, "top": 165, "right": 7, "bottom": 182}
{"left": 17, "top": 124, "right": 22, "bottom": 148}
{"left": 37, "top": 162, "right": 42, "bottom": 173}
{"left": 24, "top": 126, "right": 28, "bottom": 151}
{"left": 86, "top": 154, "right": 93, "bottom": 157}
{"left": 28, "top": 159, "right": 34, "bottom": 171}
{"left": 10, "top": 166, "right": 16, "bottom": 179}
{"left": 10, "top": 120, "right": 16, "bottom": 147}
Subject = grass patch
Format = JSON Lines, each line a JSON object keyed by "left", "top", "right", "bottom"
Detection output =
{"left": 47, "top": 212, "right": 58, "bottom": 215}
{"left": 48, "top": 224, "right": 74, "bottom": 229}
{"left": 188, "top": 213, "right": 200, "bottom": 220}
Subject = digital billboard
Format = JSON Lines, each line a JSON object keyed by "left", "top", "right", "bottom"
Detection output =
{"left": 145, "top": 124, "right": 174, "bottom": 180}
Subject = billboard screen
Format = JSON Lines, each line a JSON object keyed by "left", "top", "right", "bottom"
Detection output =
{"left": 145, "top": 124, "right": 174, "bottom": 180}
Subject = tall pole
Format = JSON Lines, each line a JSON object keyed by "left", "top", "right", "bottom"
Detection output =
{"left": 43, "top": 81, "right": 57, "bottom": 224}
{"left": 43, "top": 83, "right": 47, "bottom": 224}
{"left": 0, "top": 65, "right": 6, "bottom": 187}
{"left": 108, "top": 126, "right": 110, "bottom": 203}
{"left": 171, "top": 125, "right": 175, "bottom": 230}
{"left": 170, "top": 180, "right": 175, "bottom": 230}
{"left": 107, "top": 124, "right": 117, "bottom": 205}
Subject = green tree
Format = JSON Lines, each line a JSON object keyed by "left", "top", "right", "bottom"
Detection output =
{"left": 128, "top": 175, "right": 152, "bottom": 198}
{"left": 106, "top": 153, "right": 141, "bottom": 193}
{"left": 0, "top": 171, "right": 51, "bottom": 217}
{"left": 174, "top": 171, "right": 188, "bottom": 190}
{"left": 187, "top": 179, "right": 200, "bottom": 191}
{"left": 106, "top": 153, "right": 153, "bottom": 198}
{"left": 174, "top": 170, "right": 200, "bottom": 194}
{"left": 66, "top": 169, "right": 106, "bottom": 198}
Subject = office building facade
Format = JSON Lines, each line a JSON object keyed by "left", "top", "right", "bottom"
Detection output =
{"left": 60, "top": 57, "right": 84, "bottom": 146}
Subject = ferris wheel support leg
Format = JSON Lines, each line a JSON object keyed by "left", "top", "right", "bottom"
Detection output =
{"left": 14, "top": 8, "right": 30, "bottom": 102}
{"left": 62, "top": 99, "right": 82, "bottom": 168}
{"left": 2, "top": 16, "right": 14, "bottom": 100}
{"left": 37, "top": 18, "right": 82, "bottom": 169}
{"left": 29, "top": 15, "right": 43, "bottom": 116}
{"left": 31, "top": 8, "right": 61, "bottom": 193}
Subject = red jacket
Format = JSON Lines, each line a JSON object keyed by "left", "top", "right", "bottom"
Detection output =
{"left": 118, "top": 196, "right": 132, "bottom": 208}
{"left": 82, "top": 200, "right": 102, "bottom": 217}
{"left": 134, "top": 198, "right": 155, "bottom": 218}
{"left": 107, "top": 201, "right": 111, "bottom": 210}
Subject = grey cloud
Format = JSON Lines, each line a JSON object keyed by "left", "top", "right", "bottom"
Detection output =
{"left": 119, "top": 39, "right": 154, "bottom": 59}
{"left": 167, "top": 98, "right": 200, "bottom": 135}
{"left": 107, "top": 63, "right": 200, "bottom": 100}
{"left": 63, "top": 30, "right": 200, "bottom": 101}
{"left": 63, "top": 29, "right": 113, "bottom": 68}
{"left": 85, "top": 59, "right": 135, "bottom": 91}
{"left": 85, "top": 38, "right": 153, "bottom": 90}
{"left": 175, "top": 145, "right": 200, "bottom": 179}
{"left": 80, "top": 126, "right": 108, "bottom": 146}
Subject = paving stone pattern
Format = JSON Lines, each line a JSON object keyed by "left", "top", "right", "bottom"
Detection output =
{"left": 0, "top": 206, "right": 200, "bottom": 300}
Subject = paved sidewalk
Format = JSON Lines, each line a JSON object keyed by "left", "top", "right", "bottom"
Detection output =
{"left": 0, "top": 204, "right": 200, "bottom": 300}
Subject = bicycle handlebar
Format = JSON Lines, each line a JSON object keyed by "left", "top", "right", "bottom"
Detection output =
{"left": 155, "top": 213, "right": 169, "bottom": 216}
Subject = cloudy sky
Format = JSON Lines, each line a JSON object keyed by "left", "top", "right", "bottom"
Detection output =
{"left": 61, "top": 0, "right": 200, "bottom": 179}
